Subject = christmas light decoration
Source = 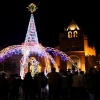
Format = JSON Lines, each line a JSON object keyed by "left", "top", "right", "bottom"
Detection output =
{"left": 27, "top": 3, "right": 37, "bottom": 13}
{"left": 29, "top": 57, "right": 39, "bottom": 77}
{"left": 24, "top": 14, "right": 39, "bottom": 45}
{"left": 0, "top": 3, "right": 78, "bottom": 79}
{"left": 0, "top": 44, "right": 77, "bottom": 63}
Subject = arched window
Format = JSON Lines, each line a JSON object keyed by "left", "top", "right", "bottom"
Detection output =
{"left": 73, "top": 31, "right": 78, "bottom": 38}
{"left": 68, "top": 31, "right": 72, "bottom": 38}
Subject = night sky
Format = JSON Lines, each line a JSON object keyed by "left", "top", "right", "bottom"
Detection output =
{"left": 0, "top": 1, "right": 100, "bottom": 51}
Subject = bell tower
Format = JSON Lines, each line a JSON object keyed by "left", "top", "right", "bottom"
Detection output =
{"left": 59, "top": 19, "right": 85, "bottom": 71}
{"left": 60, "top": 19, "right": 84, "bottom": 52}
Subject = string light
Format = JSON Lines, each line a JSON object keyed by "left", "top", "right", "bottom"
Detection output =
{"left": 0, "top": 45, "right": 77, "bottom": 68}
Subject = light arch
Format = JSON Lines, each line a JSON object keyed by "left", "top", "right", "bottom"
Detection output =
{"left": 0, "top": 45, "right": 78, "bottom": 76}
{"left": 0, "top": 45, "right": 77, "bottom": 67}
{"left": 0, "top": 45, "right": 23, "bottom": 62}
{"left": 45, "top": 47, "right": 78, "bottom": 69}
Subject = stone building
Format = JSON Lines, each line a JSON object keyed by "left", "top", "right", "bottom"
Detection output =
{"left": 54, "top": 19, "right": 96, "bottom": 72}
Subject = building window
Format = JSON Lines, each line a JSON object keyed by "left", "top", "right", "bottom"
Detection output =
{"left": 68, "top": 31, "right": 72, "bottom": 38}
{"left": 73, "top": 31, "right": 78, "bottom": 38}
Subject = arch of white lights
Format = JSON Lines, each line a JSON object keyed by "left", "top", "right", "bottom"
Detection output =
{"left": 0, "top": 45, "right": 77, "bottom": 69}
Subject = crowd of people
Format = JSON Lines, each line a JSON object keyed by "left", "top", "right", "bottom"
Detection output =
{"left": 0, "top": 67, "right": 100, "bottom": 100}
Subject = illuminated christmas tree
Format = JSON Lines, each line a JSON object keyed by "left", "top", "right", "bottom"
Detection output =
{"left": 24, "top": 3, "right": 38, "bottom": 46}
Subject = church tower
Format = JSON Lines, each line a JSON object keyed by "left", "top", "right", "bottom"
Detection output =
{"left": 58, "top": 19, "right": 96, "bottom": 71}
{"left": 62, "top": 19, "right": 84, "bottom": 51}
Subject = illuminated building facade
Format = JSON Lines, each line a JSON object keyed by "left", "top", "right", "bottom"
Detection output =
{"left": 54, "top": 19, "right": 96, "bottom": 72}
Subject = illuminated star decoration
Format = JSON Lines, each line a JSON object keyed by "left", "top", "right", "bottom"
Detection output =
{"left": 27, "top": 3, "right": 38, "bottom": 13}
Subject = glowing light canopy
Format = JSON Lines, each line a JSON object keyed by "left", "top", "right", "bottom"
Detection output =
{"left": 0, "top": 45, "right": 77, "bottom": 68}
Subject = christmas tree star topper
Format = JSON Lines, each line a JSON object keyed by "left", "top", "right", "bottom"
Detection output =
{"left": 27, "top": 3, "right": 38, "bottom": 13}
